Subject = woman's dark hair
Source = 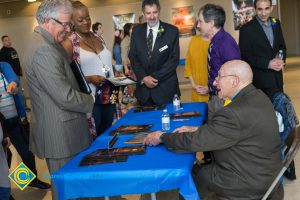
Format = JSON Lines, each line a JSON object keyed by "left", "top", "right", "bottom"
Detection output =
{"left": 92, "top": 22, "right": 102, "bottom": 33}
{"left": 123, "top": 23, "right": 133, "bottom": 38}
{"left": 114, "top": 30, "right": 122, "bottom": 45}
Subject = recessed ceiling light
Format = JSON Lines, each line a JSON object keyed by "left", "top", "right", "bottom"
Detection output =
{"left": 28, "top": 0, "right": 36, "bottom": 2}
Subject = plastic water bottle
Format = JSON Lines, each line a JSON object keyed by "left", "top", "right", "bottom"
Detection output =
{"left": 276, "top": 50, "right": 284, "bottom": 60}
{"left": 162, "top": 109, "right": 170, "bottom": 131}
{"left": 173, "top": 94, "right": 181, "bottom": 111}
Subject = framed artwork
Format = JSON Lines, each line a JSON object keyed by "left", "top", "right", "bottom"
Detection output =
{"left": 171, "top": 6, "right": 196, "bottom": 37}
{"left": 112, "top": 13, "right": 135, "bottom": 30}
{"left": 232, "top": 0, "right": 255, "bottom": 30}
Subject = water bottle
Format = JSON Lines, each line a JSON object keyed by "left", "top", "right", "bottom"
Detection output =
{"left": 276, "top": 50, "right": 284, "bottom": 60}
{"left": 173, "top": 94, "right": 181, "bottom": 111}
{"left": 161, "top": 109, "right": 170, "bottom": 131}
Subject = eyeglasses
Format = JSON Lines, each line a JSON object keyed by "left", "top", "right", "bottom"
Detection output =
{"left": 51, "top": 17, "right": 71, "bottom": 30}
{"left": 215, "top": 74, "right": 236, "bottom": 81}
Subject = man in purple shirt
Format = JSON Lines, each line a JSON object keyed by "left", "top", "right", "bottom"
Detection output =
{"left": 196, "top": 4, "right": 241, "bottom": 165}
{"left": 197, "top": 4, "right": 241, "bottom": 119}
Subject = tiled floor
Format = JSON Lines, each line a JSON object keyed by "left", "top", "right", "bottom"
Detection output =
{"left": 9, "top": 57, "right": 300, "bottom": 199}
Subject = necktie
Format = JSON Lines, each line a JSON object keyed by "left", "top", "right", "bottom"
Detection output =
{"left": 147, "top": 29, "right": 153, "bottom": 59}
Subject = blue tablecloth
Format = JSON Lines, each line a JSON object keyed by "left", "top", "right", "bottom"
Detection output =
{"left": 53, "top": 102, "right": 207, "bottom": 200}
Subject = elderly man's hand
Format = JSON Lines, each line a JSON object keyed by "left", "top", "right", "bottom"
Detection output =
{"left": 7, "top": 81, "right": 18, "bottom": 95}
{"left": 173, "top": 126, "right": 198, "bottom": 133}
{"left": 143, "top": 131, "right": 164, "bottom": 146}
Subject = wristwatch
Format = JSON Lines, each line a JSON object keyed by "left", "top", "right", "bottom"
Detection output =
{"left": 141, "top": 80, "right": 144, "bottom": 85}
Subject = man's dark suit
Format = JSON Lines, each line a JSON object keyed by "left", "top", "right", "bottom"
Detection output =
{"left": 239, "top": 17, "right": 286, "bottom": 99}
{"left": 161, "top": 84, "right": 282, "bottom": 199}
{"left": 129, "top": 21, "right": 180, "bottom": 105}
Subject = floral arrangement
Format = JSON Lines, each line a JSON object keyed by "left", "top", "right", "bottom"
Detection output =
{"left": 157, "top": 25, "right": 165, "bottom": 36}
{"left": 271, "top": 18, "right": 277, "bottom": 26}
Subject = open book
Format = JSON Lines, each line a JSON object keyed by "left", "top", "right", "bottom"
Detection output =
{"left": 106, "top": 77, "right": 136, "bottom": 86}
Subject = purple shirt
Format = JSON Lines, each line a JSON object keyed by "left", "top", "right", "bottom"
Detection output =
{"left": 208, "top": 28, "right": 241, "bottom": 92}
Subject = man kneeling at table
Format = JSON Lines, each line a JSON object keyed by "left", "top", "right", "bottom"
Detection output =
{"left": 144, "top": 60, "right": 283, "bottom": 200}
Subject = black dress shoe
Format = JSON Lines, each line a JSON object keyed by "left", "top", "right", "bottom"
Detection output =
{"left": 9, "top": 195, "right": 15, "bottom": 200}
{"left": 28, "top": 178, "right": 51, "bottom": 189}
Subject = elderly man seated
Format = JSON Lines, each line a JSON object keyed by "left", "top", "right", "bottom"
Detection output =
{"left": 144, "top": 60, "right": 283, "bottom": 200}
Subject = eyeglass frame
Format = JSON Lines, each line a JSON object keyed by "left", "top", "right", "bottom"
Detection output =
{"left": 50, "top": 17, "right": 71, "bottom": 30}
{"left": 215, "top": 74, "right": 236, "bottom": 81}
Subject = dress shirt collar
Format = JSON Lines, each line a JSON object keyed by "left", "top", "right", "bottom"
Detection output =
{"left": 147, "top": 21, "right": 160, "bottom": 35}
{"left": 256, "top": 16, "right": 271, "bottom": 27}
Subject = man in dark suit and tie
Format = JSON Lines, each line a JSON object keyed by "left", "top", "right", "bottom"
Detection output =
{"left": 129, "top": 0, "right": 180, "bottom": 106}
{"left": 239, "top": 0, "right": 286, "bottom": 100}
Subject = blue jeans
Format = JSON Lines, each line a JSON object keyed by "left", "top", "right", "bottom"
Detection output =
{"left": 0, "top": 187, "right": 11, "bottom": 200}
{"left": 93, "top": 104, "right": 116, "bottom": 136}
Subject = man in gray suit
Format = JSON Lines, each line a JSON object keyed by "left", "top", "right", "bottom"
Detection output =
{"left": 144, "top": 60, "right": 282, "bottom": 199}
{"left": 24, "top": 0, "right": 94, "bottom": 199}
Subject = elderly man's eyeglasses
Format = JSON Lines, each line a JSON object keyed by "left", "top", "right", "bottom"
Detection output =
{"left": 215, "top": 74, "right": 236, "bottom": 81}
{"left": 51, "top": 17, "right": 71, "bottom": 29}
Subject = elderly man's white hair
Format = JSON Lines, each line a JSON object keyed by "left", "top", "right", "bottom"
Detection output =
{"left": 36, "top": 0, "right": 72, "bottom": 24}
{"left": 224, "top": 60, "right": 253, "bottom": 84}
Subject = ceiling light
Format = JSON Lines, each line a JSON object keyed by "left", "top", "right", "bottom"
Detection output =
{"left": 28, "top": 0, "right": 36, "bottom": 2}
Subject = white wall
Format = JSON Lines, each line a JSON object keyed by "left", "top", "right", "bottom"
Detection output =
{"left": 88, "top": 0, "right": 240, "bottom": 59}
{"left": 0, "top": 0, "right": 280, "bottom": 66}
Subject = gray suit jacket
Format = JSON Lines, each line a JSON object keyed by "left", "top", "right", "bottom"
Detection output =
{"left": 24, "top": 27, "right": 94, "bottom": 159}
{"left": 162, "top": 84, "right": 282, "bottom": 199}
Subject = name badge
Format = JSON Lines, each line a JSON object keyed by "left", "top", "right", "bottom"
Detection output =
{"left": 159, "top": 45, "right": 168, "bottom": 52}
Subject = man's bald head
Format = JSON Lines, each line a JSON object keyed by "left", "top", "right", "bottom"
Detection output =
{"left": 223, "top": 60, "right": 253, "bottom": 85}
{"left": 214, "top": 60, "right": 253, "bottom": 100}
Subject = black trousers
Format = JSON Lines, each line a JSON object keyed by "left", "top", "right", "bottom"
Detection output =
{"left": 5, "top": 117, "right": 37, "bottom": 175}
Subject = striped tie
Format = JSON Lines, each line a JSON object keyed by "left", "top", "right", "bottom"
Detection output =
{"left": 147, "top": 29, "right": 153, "bottom": 59}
